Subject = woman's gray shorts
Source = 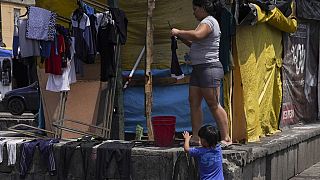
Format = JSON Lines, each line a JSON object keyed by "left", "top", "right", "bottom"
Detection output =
{"left": 190, "top": 62, "right": 224, "bottom": 88}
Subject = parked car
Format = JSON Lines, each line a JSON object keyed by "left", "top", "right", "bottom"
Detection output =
{"left": 2, "top": 81, "right": 40, "bottom": 115}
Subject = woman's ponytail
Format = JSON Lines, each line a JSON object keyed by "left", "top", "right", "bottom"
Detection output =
{"left": 206, "top": 0, "right": 225, "bottom": 24}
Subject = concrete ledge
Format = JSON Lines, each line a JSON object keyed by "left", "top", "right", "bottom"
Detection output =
{"left": 130, "top": 123, "right": 320, "bottom": 180}
{"left": 0, "top": 123, "right": 319, "bottom": 179}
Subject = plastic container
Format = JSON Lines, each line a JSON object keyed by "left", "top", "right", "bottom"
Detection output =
{"left": 152, "top": 116, "right": 176, "bottom": 147}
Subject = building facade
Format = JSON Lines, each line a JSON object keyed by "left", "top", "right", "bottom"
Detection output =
{"left": 0, "top": 0, "right": 35, "bottom": 48}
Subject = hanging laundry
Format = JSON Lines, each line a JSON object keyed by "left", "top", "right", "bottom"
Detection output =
{"left": 219, "top": 7, "right": 236, "bottom": 73}
{"left": 46, "top": 59, "right": 72, "bottom": 92}
{"left": 82, "top": 2, "right": 95, "bottom": 16}
{"left": 18, "top": 19, "right": 40, "bottom": 58}
{"left": 56, "top": 24, "right": 71, "bottom": 68}
{"left": 89, "top": 15, "right": 97, "bottom": 61}
{"left": 110, "top": 8, "right": 128, "bottom": 45}
{"left": 97, "top": 11, "right": 117, "bottom": 82}
{"left": 45, "top": 34, "right": 65, "bottom": 75}
{"left": 58, "top": 138, "right": 103, "bottom": 180}
{"left": 0, "top": 138, "right": 8, "bottom": 164}
{"left": 13, "top": 12, "right": 20, "bottom": 58}
{"left": 170, "top": 36, "right": 184, "bottom": 79}
{"left": 20, "top": 139, "right": 59, "bottom": 178}
{"left": 68, "top": 37, "right": 77, "bottom": 84}
{"left": 95, "top": 11, "right": 113, "bottom": 33}
{"left": 96, "top": 141, "right": 134, "bottom": 180}
{"left": 71, "top": 8, "right": 95, "bottom": 64}
{"left": 7, "top": 139, "right": 25, "bottom": 166}
{"left": 26, "top": 6, "right": 57, "bottom": 41}
{"left": 45, "top": 34, "right": 77, "bottom": 90}
{"left": 40, "top": 41, "right": 52, "bottom": 58}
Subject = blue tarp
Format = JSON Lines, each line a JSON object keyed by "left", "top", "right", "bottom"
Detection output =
{"left": 0, "top": 48, "right": 12, "bottom": 57}
{"left": 123, "top": 65, "right": 218, "bottom": 133}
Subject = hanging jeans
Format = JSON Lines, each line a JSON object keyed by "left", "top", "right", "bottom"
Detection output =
{"left": 20, "top": 139, "right": 59, "bottom": 178}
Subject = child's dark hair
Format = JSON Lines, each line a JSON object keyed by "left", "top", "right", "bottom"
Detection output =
{"left": 198, "top": 125, "right": 220, "bottom": 147}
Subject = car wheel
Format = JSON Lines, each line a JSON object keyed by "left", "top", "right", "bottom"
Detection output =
{"left": 8, "top": 98, "right": 25, "bottom": 115}
{"left": 31, "top": 110, "right": 39, "bottom": 115}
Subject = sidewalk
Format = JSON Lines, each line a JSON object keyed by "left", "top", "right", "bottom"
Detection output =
{"left": 290, "top": 161, "right": 320, "bottom": 179}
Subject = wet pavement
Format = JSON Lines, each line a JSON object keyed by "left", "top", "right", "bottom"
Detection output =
{"left": 290, "top": 161, "right": 320, "bottom": 179}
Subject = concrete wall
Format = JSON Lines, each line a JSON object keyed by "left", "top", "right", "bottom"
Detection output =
{"left": 0, "top": 124, "right": 320, "bottom": 179}
{"left": 130, "top": 124, "right": 320, "bottom": 180}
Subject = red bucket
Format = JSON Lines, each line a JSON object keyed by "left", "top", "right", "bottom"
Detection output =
{"left": 152, "top": 116, "right": 176, "bottom": 147}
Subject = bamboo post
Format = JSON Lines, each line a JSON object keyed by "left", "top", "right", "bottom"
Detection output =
{"left": 145, "top": 0, "right": 155, "bottom": 140}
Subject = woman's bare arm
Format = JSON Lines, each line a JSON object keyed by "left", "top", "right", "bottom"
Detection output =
{"left": 171, "top": 23, "right": 212, "bottom": 42}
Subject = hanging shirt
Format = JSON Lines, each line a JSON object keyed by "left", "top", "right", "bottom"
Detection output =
{"left": 18, "top": 19, "right": 40, "bottom": 58}
{"left": 71, "top": 10, "right": 95, "bottom": 64}
{"left": 46, "top": 63, "right": 71, "bottom": 92}
{"left": 45, "top": 34, "right": 65, "bottom": 75}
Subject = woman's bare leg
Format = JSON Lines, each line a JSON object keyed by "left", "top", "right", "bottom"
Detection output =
{"left": 201, "top": 87, "right": 232, "bottom": 144}
{"left": 189, "top": 86, "right": 203, "bottom": 142}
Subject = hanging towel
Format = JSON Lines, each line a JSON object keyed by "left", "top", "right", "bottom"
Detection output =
{"left": 26, "top": 6, "right": 57, "bottom": 41}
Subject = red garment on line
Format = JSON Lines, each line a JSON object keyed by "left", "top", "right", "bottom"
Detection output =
{"left": 45, "top": 34, "right": 65, "bottom": 75}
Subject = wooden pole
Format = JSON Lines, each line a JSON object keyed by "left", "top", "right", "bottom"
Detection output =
{"left": 145, "top": 0, "right": 155, "bottom": 140}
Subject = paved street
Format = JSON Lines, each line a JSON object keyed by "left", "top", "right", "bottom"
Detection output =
{"left": 290, "top": 161, "right": 320, "bottom": 179}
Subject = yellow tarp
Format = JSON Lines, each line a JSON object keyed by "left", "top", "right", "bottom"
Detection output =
{"left": 236, "top": 23, "right": 282, "bottom": 142}
{"left": 255, "top": 3, "right": 297, "bottom": 33}
{"left": 119, "top": 0, "right": 197, "bottom": 70}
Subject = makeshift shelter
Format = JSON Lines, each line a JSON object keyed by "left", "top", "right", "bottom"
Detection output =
{"left": 33, "top": 0, "right": 320, "bottom": 143}
{"left": 35, "top": 0, "right": 217, "bottom": 139}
